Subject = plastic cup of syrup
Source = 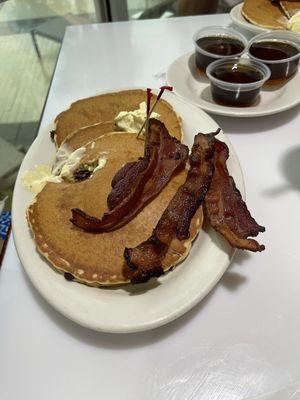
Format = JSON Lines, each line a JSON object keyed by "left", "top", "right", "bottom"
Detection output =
{"left": 193, "top": 26, "right": 247, "bottom": 72}
{"left": 248, "top": 31, "right": 300, "bottom": 84}
{"left": 206, "top": 58, "right": 271, "bottom": 107}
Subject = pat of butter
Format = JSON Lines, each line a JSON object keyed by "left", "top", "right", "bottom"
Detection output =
{"left": 94, "top": 153, "right": 108, "bottom": 173}
{"left": 59, "top": 147, "right": 86, "bottom": 179}
{"left": 22, "top": 146, "right": 87, "bottom": 194}
{"left": 22, "top": 165, "right": 61, "bottom": 194}
{"left": 287, "top": 11, "right": 300, "bottom": 33}
{"left": 114, "top": 102, "right": 160, "bottom": 133}
{"left": 22, "top": 147, "right": 109, "bottom": 194}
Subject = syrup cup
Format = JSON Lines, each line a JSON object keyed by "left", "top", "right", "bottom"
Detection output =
{"left": 248, "top": 31, "right": 300, "bottom": 81}
{"left": 193, "top": 26, "right": 247, "bottom": 71}
{"left": 206, "top": 58, "right": 271, "bottom": 107}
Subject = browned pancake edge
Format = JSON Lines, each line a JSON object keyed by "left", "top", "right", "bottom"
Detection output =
{"left": 54, "top": 89, "right": 183, "bottom": 147}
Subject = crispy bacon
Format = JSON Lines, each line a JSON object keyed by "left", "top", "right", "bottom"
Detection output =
{"left": 108, "top": 158, "right": 148, "bottom": 210}
{"left": 204, "top": 139, "right": 265, "bottom": 252}
{"left": 71, "top": 146, "right": 157, "bottom": 232}
{"left": 124, "top": 131, "right": 217, "bottom": 284}
{"left": 71, "top": 119, "right": 188, "bottom": 232}
{"left": 111, "top": 161, "right": 138, "bottom": 188}
{"left": 136, "top": 119, "right": 188, "bottom": 211}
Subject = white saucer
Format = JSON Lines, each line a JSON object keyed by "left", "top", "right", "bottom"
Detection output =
{"left": 166, "top": 52, "right": 300, "bottom": 118}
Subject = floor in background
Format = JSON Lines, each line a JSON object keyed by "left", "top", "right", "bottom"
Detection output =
{"left": 0, "top": 0, "right": 96, "bottom": 202}
{"left": 0, "top": 34, "right": 60, "bottom": 143}
{"left": 0, "top": 0, "right": 95, "bottom": 22}
{"left": 0, "top": 0, "right": 96, "bottom": 152}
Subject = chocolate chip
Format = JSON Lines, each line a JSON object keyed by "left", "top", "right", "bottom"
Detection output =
{"left": 64, "top": 272, "right": 74, "bottom": 281}
{"left": 74, "top": 169, "right": 91, "bottom": 181}
{"left": 50, "top": 130, "right": 56, "bottom": 141}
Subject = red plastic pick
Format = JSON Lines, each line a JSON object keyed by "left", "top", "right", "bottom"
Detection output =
{"left": 157, "top": 85, "right": 173, "bottom": 101}
{"left": 146, "top": 88, "right": 152, "bottom": 116}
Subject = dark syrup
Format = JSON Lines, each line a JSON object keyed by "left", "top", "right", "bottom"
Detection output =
{"left": 211, "top": 65, "right": 263, "bottom": 107}
{"left": 249, "top": 40, "right": 300, "bottom": 81}
{"left": 195, "top": 36, "right": 244, "bottom": 70}
{"left": 212, "top": 67, "right": 262, "bottom": 83}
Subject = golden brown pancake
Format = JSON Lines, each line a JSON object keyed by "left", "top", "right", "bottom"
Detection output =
{"left": 280, "top": 1, "right": 300, "bottom": 17}
{"left": 27, "top": 133, "right": 202, "bottom": 286}
{"left": 61, "top": 121, "right": 116, "bottom": 151}
{"left": 54, "top": 89, "right": 183, "bottom": 147}
{"left": 242, "top": 0, "right": 288, "bottom": 29}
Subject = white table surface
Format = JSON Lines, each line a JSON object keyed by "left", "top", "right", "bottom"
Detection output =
{"left": 1, "top": 14, "right": 300, "bottom": 400}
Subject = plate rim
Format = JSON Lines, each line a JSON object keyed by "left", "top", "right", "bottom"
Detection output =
{"left": 166, "top": 51, "right": 300, "bottom": 118}
{"left": 12, "top": 87, "right": 242, "bottom": 333}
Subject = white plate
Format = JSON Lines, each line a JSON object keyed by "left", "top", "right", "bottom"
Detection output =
{"left": 230, "top": 3, "right": 269, "bottom": 35}
{"left": 12, "top": 90, "right": 243, "bottom": 333}
{"left": 166, "top": 52, "right": 300, "bottom": 117}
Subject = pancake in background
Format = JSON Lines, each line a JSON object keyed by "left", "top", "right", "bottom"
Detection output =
{"left": 27, "top": 132, "right": 202, "bottom": 286}
{"left": 54, "top": 89, "right": 183, "bottom": 147}
{"left": 242, "top": 0, "right": 288, "bottom": 29}
{"left": 280, "top": 1, "right": 300, "bottom": 17}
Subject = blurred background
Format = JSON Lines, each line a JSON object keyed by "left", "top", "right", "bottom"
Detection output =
{"left": 0, "top": 0, "right": 236, "bottom": 252}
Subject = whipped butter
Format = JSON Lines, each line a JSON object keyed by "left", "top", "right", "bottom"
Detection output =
{"left": 22, "top": 145, "right": 108, "bottom": 194}
{"left": 23, "top": 100, "right": 161, "bottom": 195}
{"left": 287, "top": 11, "right": 300, "bottom": 33}
{"left": 94, "top": 153, "right": 108, "bottom": 173}
{"left": 22, "top": 165, "right": 59, "bottom": 194}
{"left": 52, "top": 146, "right": 86, "bottom": 179}
{"left": 114, "top": 102, "right": 160, "bottom": 133}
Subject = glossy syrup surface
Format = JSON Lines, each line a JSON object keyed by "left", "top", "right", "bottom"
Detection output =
{"left": 196, "top": 36, "right": 244, "bottom": 56}
{"left": 249, "top": 40, "right": 300, "bottom": 81}
{"left": 212, "top": 65, "right": 262, "bottom": 84}
{"left": 210, "top": 64, "right": 263, "bottom": 107}
{"left": 195, "top": 35, "right": 244, "bottom": 70}
{"left": 249, "top": 40, "right": 299, "bottom": 61}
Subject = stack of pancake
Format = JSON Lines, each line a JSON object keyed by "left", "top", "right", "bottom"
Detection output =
{"left": 242, "top": 0, "right": 300, "bottom": 29}
{"left": 27, "top": 89, "right": 203, "bottom": 286}
{"left": 54, "top": 89, "right": 183, "bottom": 147}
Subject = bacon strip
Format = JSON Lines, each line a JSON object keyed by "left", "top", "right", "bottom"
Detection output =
{"left": 71, "top": 146, "right": 158, "bottom": 232}
{"left": 204, "top": 139, "right": 265, "bottom": 252}
{"left": 135, "top": 119, "right": 188, "bottom": 213}
{"left": 124, "top": 131, "right": 217, "bottom": 284}
{"left": 70, "top": 119, "right": 188, "bottom": 232}
{"left": 111, "top": 161, "right": 138, "bottom": 188}
{"left": 108, "top": 158, "right": 148, "bottom": 210}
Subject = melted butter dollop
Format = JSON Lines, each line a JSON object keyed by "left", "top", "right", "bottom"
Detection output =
{"left": 287, "top": 11, "right": 300, "bottom": 32}
{"left": 114, "top": 102, "right": 160, "bottom": 133}
{"left": 54, "top": 146, "right": 86, "bottom": 179}
{"left": 93, "top": 153, "right": 108, "bottom": 173}
{"left": 22, "top": 146, "right": 109, "bottom": 194}
{"left": 22, "top": 165, "right": 60, "bottom": 194}
{"left": 22, "top": 146, "right": 86, "bottom": 193}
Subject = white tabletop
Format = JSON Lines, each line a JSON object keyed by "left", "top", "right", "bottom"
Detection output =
{"left": 1, "top": 14, "right": 300, "bottom": 400}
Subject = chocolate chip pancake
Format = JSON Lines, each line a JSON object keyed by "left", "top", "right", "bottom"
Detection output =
{"left": 54, "top": 89, "right": 183, "bottom": 147}
{"left": 27, "top": 132, "right": 202, "bottom": 286}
